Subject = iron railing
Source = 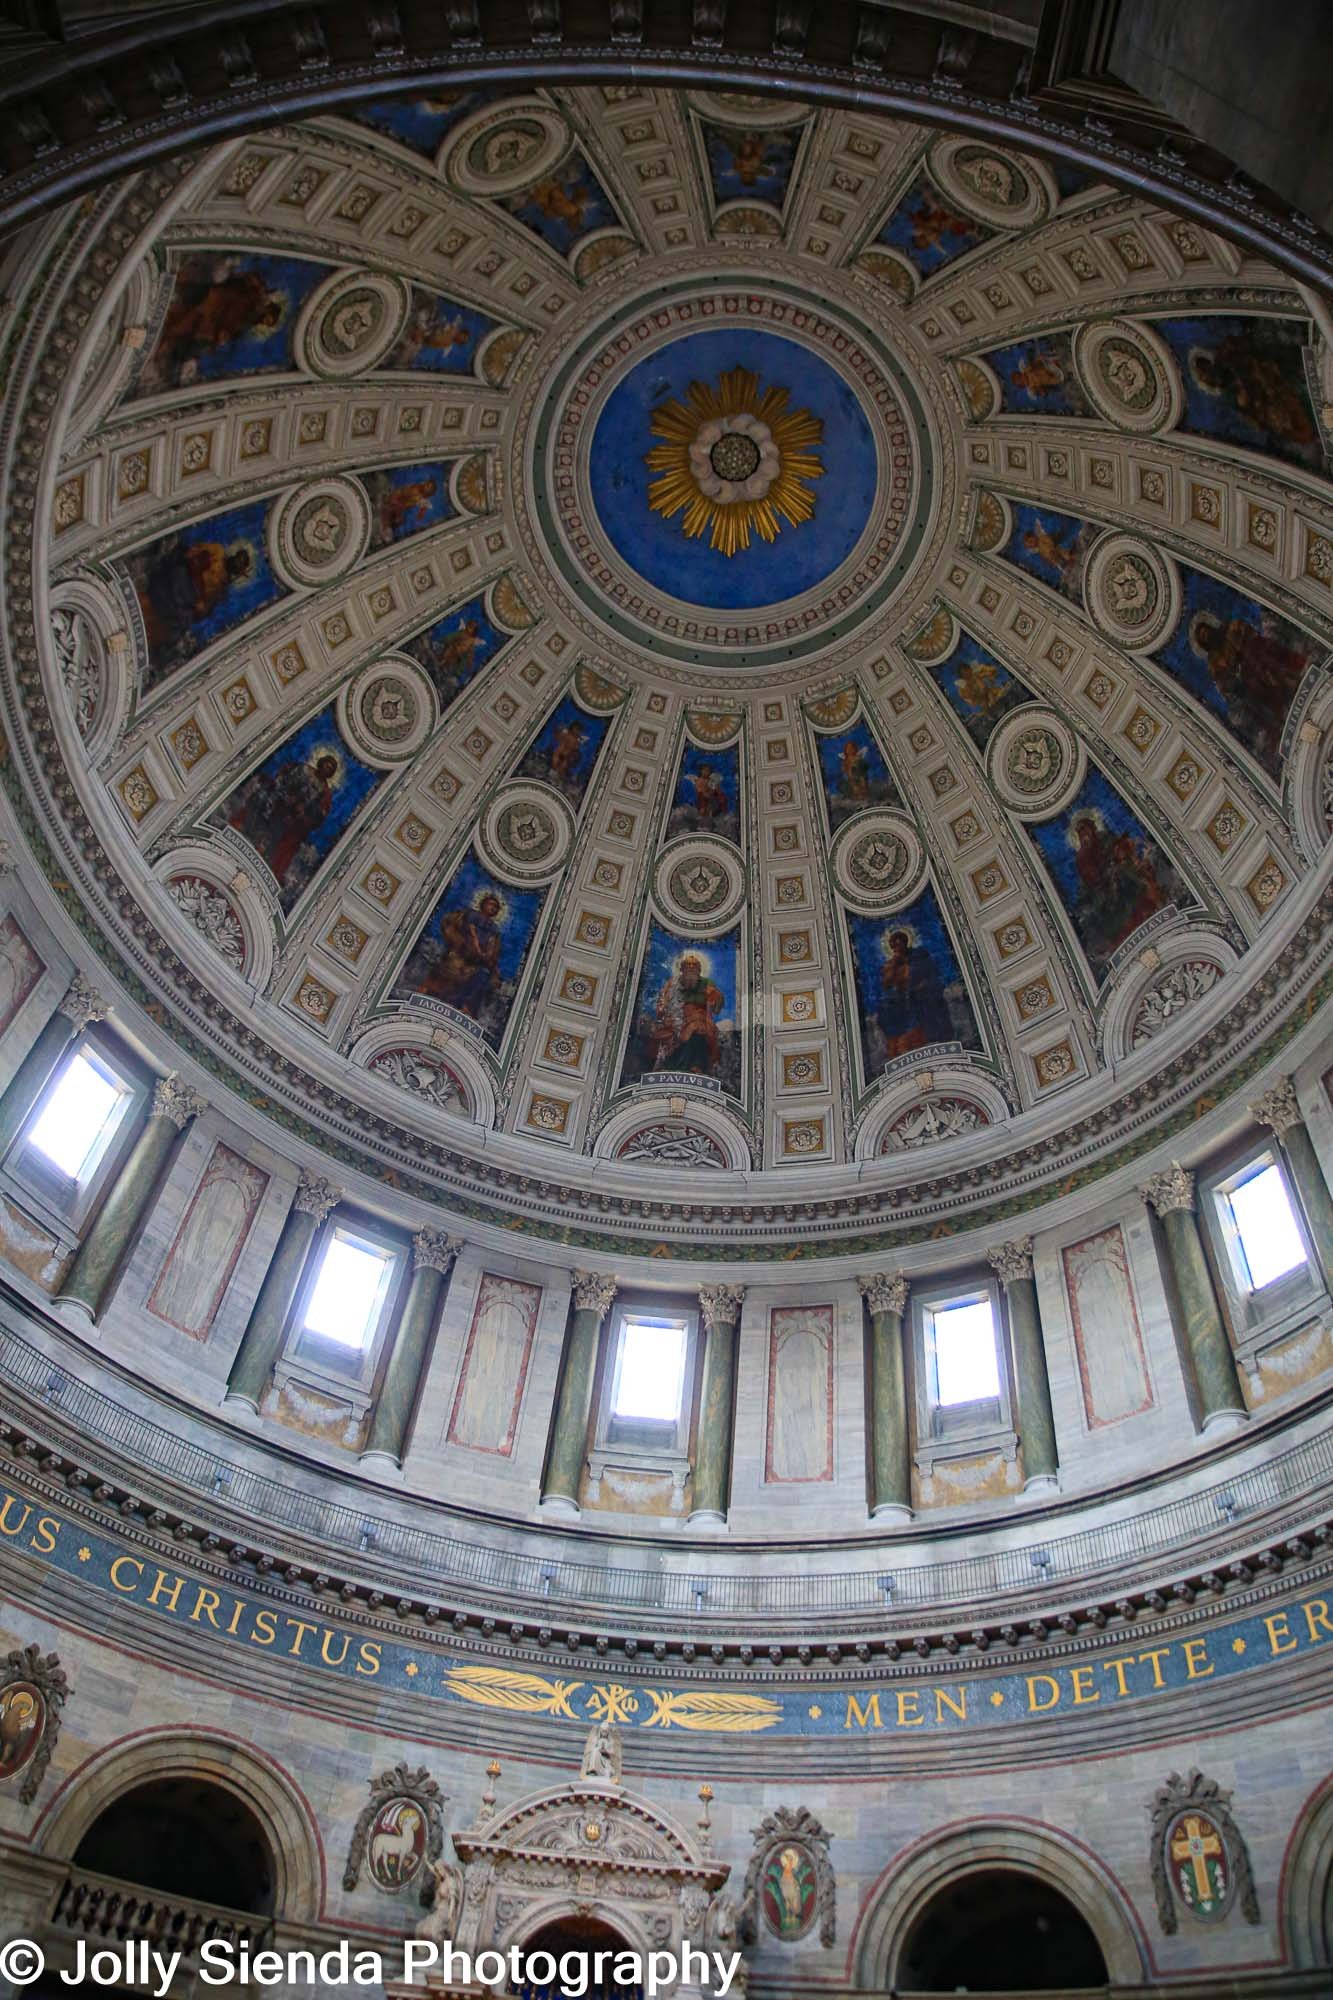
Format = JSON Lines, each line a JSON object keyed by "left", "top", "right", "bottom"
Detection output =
{"left": 1, "top": 1319, "right": 1327, "bottom": 1624}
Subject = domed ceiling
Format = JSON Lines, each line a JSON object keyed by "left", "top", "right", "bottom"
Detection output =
{"left": 9, "top": 82, "right": 1333, "bottom": 1261}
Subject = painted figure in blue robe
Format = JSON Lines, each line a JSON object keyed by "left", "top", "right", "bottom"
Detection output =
{"left": 501, "top": 153, "right": 617, "bottom": 255}
{"left": 385, "top": 289, "right": 496, "bottom": 374}
{"left": 878, "top": 173, "right": 995, "bottom": 279}
{"left": 517, "top": 697, "right": 606, "bottom": 808}
{"left": 1190, "top": 603, "right": 1312, "bottom": 774}
{"left": 128, "top": 500, "right": 281, "bottom": 684}
{"left": 417, "top": 891, "right": 503, "bottom": 1018}
{"left": 221, "top": 716, "right": 379, "bottom": 910}
{"left": 816, "top": 722, "right": 898, "bottom": 829}
{"left": 1031, "top": 772, "right": 1186, "bottom": 979}
{"left": 136, "top": 253, "right": 326, "bottom": 395}
{"left": 364, "top": 462, "right": 456, "bottom": 550}
{"left": 987, "top": 333, "right": 1092, "bottom": 418}
{"left": 1157, "top": 314, "right": 1323, "bottom": 474}
{"left": 1001, "top": 503, "right": 1096, "bottom": 603}
{"left": 704, "top": 122, "right": 799, "bottom": 210}
{"left": 877, "top": 926, "right": 954, "bottom": 1061}
{"left": 405, "top": 595, "right": 507, "bottom": 710}
{"left": 621, "top": 927, "right": 741, "bottom": 1095}
{"left": 932, "top": 637, "right": 1030, "bottom": 749}
{"left": 670, "top": 743, "right": 740, "bottom": 843}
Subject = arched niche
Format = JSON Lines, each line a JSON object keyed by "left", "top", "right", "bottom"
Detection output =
{"left": 852, "top": 1819, "right": 1145, "bottom": 1991}
{"left": 34, "top": 1727, "right": 323, "bottom": 1923}
{"left": 1282, "top": 1772, "right": 1333, "bottom": 1969}
{"left": 73, "top": 1775, "right": 277, "bottom": 1915}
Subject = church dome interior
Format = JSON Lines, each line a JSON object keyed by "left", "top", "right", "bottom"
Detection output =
{"left": 0, "top": 2, "right": 1332, "bottom": 1994}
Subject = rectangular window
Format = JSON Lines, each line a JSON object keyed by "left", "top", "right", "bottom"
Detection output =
{"left": 928, "top": 1294, "right": 1002, "bottom": 1407}
{"left": 1218, "top": 1156, "right": 1307, "bottom": 1294}
{"left": 11, "top": 1037, "right": 140, "bottom": 1229}
{"left": 300, "top": 1226, "right": 396, "bottom": 1353}
{"left": 611, "top": 1314, "right": 689, "bottom": 1425}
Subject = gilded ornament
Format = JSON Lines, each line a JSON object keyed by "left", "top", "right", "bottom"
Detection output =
{"left": 645, "top": 367, "right": 823, "bottom": 557}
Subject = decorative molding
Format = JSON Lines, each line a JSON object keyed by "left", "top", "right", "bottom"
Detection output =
{"left": 343, "top": 1761, "right": 446, "bottom": 1903}
{"left": 56, "top": 972, "right": 107, "bottom": 1031}
{"left": 292, "top": 1171, "right": 341, "bottom": 1223}
{"left": 858, "top": 1272, "right": 908, "bottom": 1316}
{"left": 1249, "top": 1076, "right": 1303, "bottom": 1135}
{"left": 571, "top": 1269, "right": 617, "bottom": 1321}
{"left": 1148, "top": 1769, "right": 1260, "bottom": 1934}
{"left": 412, "top": 1228, "right": 462, "bottom": 1275}
{"left": 699, "top": 1283, "right": 746, "bottom": 1331}
{"left": 988, "top": 1238, "right": 1034, "bottom": 1286}
{"left": 150, "top": 1072, "right": 206, "bottom": 1128}
{"left": 1142, "top": 1162, "right": 1196, "bottom": 1217}
{"left": 739, "top": 1804, "right": 835, "bottom": 1948}
{"left": 0, "top": 1642, "right": 69, "bottom": 1806}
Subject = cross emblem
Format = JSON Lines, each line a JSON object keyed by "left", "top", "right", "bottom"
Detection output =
{"left": 1171, "top": 1813, "right": 1224, "bottom": 1905}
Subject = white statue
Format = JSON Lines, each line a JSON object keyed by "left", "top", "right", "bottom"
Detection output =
{"left": 580, "top": 1718, "right": 623, "bottom": 1785}
{"left": 414, "top": 1858, "right": 463, "bottom": 1942}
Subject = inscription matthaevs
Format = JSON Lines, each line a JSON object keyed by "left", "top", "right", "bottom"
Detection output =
{"left": 0, "top": 1481, "right": 1329, "bottom": 1737}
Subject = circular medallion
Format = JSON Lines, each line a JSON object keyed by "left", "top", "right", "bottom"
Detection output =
{"left": 336, "top": 654, "right": 436, "bottom": 768}
{"left": 1075, "top": 318, "right": 1181, "bottom": 433}
{"left": 0, "top": 1680, "right": 44, "bottom": 1782}
{"left": 295, "top": 267, "right": 411, "bottom": 378}
{"left": 479, "top": 782, "right": 574, "bottom": 883}
{"left": 931, "top": 135, "right": 1048, "bottom": 227}
{"left": 270, "top": 477, "right": 371, "bottom": 588}
{"left": 831, "top": 812, "right": 926, "bottom": 912}
{"left": 366, "top": 1796, "right": 430, "bottom": 1891}
{"left": 445, "top": 100, "right": 571, "bottom": 195}
{"left": 654, "top": 836, "right": 746, "bottom": 933}
{"left": 1163, "top": 1808, "right": 1234, "bottom": 1923}
{"left": 528, "top": 277, "right": 930, "bottom": 670}
{"left": 988, "top": 708, "right": 1084, "bottom": 818}
{"left": 1084, "top": 531, "right": 1180, "bottom": 651}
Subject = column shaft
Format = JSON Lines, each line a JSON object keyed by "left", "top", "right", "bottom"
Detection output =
{"left": 362, "top": 1230, "right": 458, "bottom": 1467}
{"left": 868, "top": 1305, "right": 912, "bottom": 1518}
{"left": 1279, "top": 1122, "right": 1333, "bottom": 1293}
{"left": 543, "top": 1309, "right": 604, "bottom": 1511}
{"left": 58, "top": 1110, "right": 179, "bottom": 1316}
{"left": 1007, "top": 1274, "right": 1058, "bottom": 1485}
{"left": 1161, "top": 1203, "right": 1246, "bottom": 1427}
{"left": 225, "top": 1206, "right": 320, "bottom": 1409}
{"left": 690, "top": 1283, "right": 744, "bottom": 1526}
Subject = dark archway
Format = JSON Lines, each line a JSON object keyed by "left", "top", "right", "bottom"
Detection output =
{"left": 898, "top": 1866, "right": 1110, "bottom": 1993}
{"left": 512, "top": 1917, "right": 643, "bottom": 2000}
{"left": 72, "top": 1775, "right": 276, "bottom": 1915}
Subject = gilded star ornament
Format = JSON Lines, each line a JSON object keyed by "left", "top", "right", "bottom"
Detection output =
{"left": 645, "top": 366, "right": 824, "bottom": 557}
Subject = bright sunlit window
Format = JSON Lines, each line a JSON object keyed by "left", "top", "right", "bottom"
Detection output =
{"left": 930, "top": 1297, "right": 1001, "bottom": 1406}
{"left": 1223, "top": 1159, "right": 1306, "bottom": 1293}
{"left": 302, "top": 1230, "right": 394, "bottom": 1351}
{"left": 27, "top": 1048, "right": 126, "bottom": 1183}
{"left": 612, "top": 1315, "right": 689, "bottom": 1424}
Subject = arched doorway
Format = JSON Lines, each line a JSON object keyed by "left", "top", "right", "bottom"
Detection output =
{"left": 72, "top": 1775, "right": 276, "bottom": 1915}
{"left": 512, "top": 1917, "right": 643, "bottom": 2000}
{"left": 897, "top": 1867, "right": 1109, "bottom": 1993}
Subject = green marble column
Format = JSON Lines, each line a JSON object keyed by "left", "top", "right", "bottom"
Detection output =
{"left": 858, "top": 1271, "right": 912, "bottom": 1520}
{"left": 541, "top": 1269, "right": 617, "bottom": 1515}
{"left": 361, "top": 1228, "right": 460, "bottom": 1470}
{"left": 225, "top": 1170, "right": 342, "bottom": 1412}
{"left": 1250, "top": 1077, "right": 1333, "bottom": 1293}
{"left": 0, "top": 972, "right": 107, "bottom": 1162}
{"left": 58, "top": 1072, "right": 205, "bottom": 1320}
{"left": 989, "top": 1239, "right": 1059, "bottom": 1491}
{"left": 689, "top": 1282, "right": 745, "bottom": 1527}
{"left": 1143, "top": 1163, "right": 1247, "bottom": 1431}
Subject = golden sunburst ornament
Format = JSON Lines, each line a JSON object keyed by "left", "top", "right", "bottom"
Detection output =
{"left": 644, "top": 366, "right": 824, "bottom": 558}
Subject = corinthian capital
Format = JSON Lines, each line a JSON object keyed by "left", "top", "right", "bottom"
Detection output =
{"left": 293, "top": 1169, "right": 342, "bottom": 1223}
{"left": 58, "top": 971, "right": 108, "bottom": 1030}
{"left": 1142, "top": 1162, "right": 1195, "bottom": 1216}
{"left": 1249, "top": 1076, "right": 1302, "bottom": 1135}
{"left": 151, "top": 1073, "right": 207, "bottom": 1128}
{"left": 571, "top": 1269, "right": 617, "bottom": 1321}
{"left": 413, "top": 1227, "right": 462, "bottom": 1274}
{"left": 698, "top": 1283, "right": 745, "bottom": 1331}
{"left": 988, "top": 1239, "right": 1034, "bottom": 1286}
{"left": 858, "top": 1272, "right": 908, "bottom": 1316}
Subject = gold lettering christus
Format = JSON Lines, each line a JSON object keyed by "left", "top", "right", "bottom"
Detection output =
{"left": 0, "top": 1488, "right": 63, "bottom": 1553}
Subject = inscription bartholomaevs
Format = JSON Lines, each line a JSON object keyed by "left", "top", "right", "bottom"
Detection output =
{"left": 1, "top": 1480, "right": 1330, "bottom": 1739}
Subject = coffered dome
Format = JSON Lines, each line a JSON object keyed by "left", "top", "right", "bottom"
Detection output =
{"left": 12, "top": 83, "right": 1333, "bottom": 1266}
